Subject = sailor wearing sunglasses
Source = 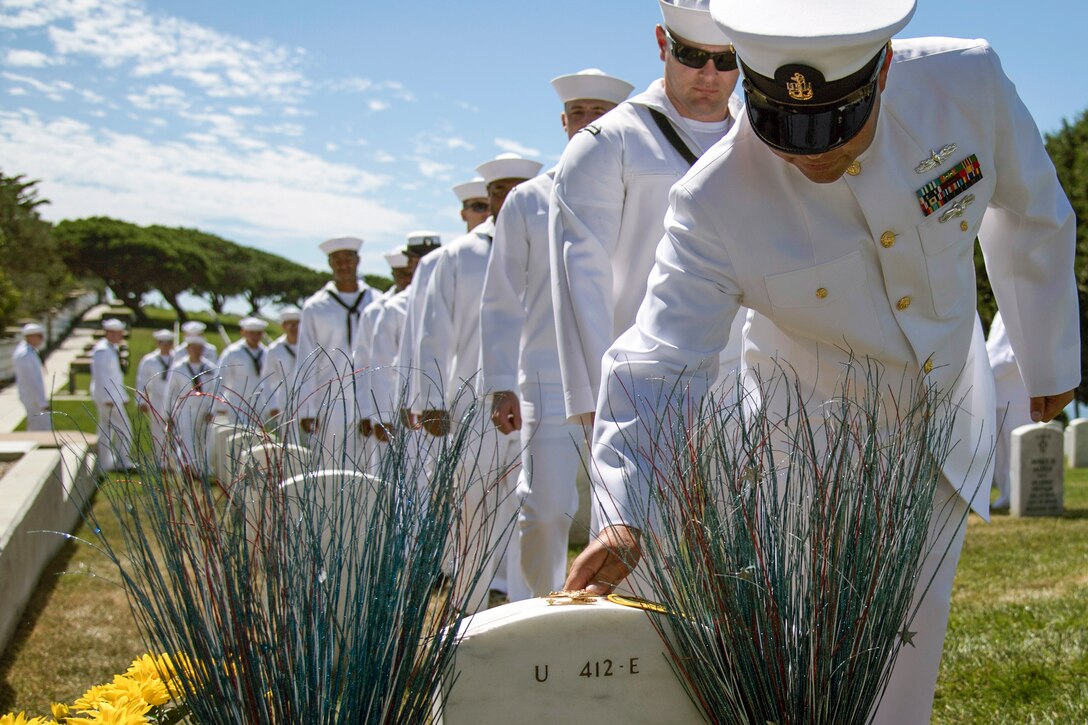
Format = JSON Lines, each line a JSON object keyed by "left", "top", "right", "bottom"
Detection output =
{"left": 567, "top": 0, "right": 1077, "bottom": 721}
{"left": 549, "top": 0, "right": 748, "bottom": 429}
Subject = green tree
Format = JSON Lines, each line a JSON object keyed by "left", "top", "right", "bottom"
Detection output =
{"left": 55, "top": 217, "right": 161, "bottom": 323}
{"left": 0, "top": 171, "right": 70, "bottom": 327}
{"left": 146, "top": 225, "right": 216, "bottom": 322}
{"left": 1045, "top": 108, "right": 1088, "bottom": 405}
{"left": 188, "top": 237, "right": 252, "bottom": 315}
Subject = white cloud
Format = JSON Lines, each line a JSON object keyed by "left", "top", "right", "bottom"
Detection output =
{"left": 494, "top": 137, "right": 541, "bottom": 157}
{"left": 413, "top": 157, "right": 453, "bottom": 180}
{"left": 2, "top": 0, "right": 309, "bottom": 102}
{"left": 444, "top": 137, "right": 474, "bottom": 150}
{"left": 0, "top": 109, "right": 412, "bottom": 264}
{"left": 375, "top": 151, "right": 396, "bottom": 163}
{"left": 127, "top": 83, "right": 186, "bottom": 110}
{"left": 2, "top": 71, "right": 73, "bottom": 100}
{"left": 3, "top": 48, "right": 56, "bottom": 67}
{"left": 8, "top": 87, "right": 27, "bottom": 96}
{"left": 367, "top": 99, "right": 389, "bottom": 112}
{"left": 228, "top": 105, "right": 261, "bottom": 117}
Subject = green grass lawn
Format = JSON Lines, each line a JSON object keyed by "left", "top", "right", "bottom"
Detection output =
{"left": 3, "top": 312, "right": 1086, "bottom": 720}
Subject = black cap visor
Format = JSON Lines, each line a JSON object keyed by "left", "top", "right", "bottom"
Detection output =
{"left": 744, "top": 76, "right": 878, "bottom": 155}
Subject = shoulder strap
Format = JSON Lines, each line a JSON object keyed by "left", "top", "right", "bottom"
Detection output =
{"left": 647, "top": 107, "right": 699, "bottom": 168}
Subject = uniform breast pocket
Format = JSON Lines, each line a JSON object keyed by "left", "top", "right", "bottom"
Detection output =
{"left": 764, "top": 250, "right": 886, "bottom": 357}
{"left": 915, "top": 196, "right": 984, "bottom": 320}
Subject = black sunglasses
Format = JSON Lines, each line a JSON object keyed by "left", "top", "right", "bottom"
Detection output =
{"left": 665, "top": 28, "right": 737, "bottom": 72}
{"left": 464, "top": 201, "right": 490, "bottom": 213}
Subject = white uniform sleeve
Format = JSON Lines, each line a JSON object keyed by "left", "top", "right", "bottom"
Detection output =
{"left": 975, "top": 46, "right": 1079, "bottom": 397}
{"left": 14, "top": 347, "right": 48, "bottom": 413}
{"left": 368, "top": 301, "right": 406, "bottom": 422}
{"left": 480, "top": 193, "right": 530, "bottom": 394}
{"left": 550, "top": 128, "right": 627, "bottom": 419}
{"left": 295, "top": 305, "right": 322, "bottom": 418}
{"left": 594, "top": 182, "right": 743, "bottom": 529}
{"left": 416, "top": 252, "right": 457, "bottom": 411}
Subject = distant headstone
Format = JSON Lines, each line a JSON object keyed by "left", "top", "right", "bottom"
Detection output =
{"left": 440, "top": 596, "right": 705, "bottom": 724}
{"left": 217, "top": 428, "right": 263, "bottom": 483}
{"left": 1065, "top": 418, "right": 1088, "bottom": 468}
{"left": 1010, "top": 423, "right": 1064, "bottom": 517}
{"left": 1045, "top": 420, "right": 1064, "bottom": 433}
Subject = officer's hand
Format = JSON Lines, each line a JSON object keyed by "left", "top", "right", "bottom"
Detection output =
{"left": 204, "top": 413, "right": 213, "bottom": 423}
{"left": 400, "top": 408, "right": 416, "bottom": 429}
{"left": 490, "top": 391, "right": 522, "bottom": 434}
{"left": 300, "top": 417, "right": 316, "bottom": 433}
{"left": 420, "top": 409, "right": 450, "bottom": 437}
{"left": 374, "top": 422, "right": 392, "bottom": 443}
{"left": 138, "top": 404, "right": 150, "bottom": 414}
{"left": 359, "top": 418, "right": 373, "bottom": 437}
{"left": 564, "top": 525, "right": 642, "bottom": 595}
{"left": 1031, "top": 390, "right": 1075, "bottom": 423}
{"left": 105, "top": 402, "right": 114, "bottom": 408}
{"left": 268, "top": 408, "right": 281, "bottom": 420}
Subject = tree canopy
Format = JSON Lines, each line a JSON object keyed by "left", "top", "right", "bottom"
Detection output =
{"left": 0, "top": 172, "right": 71, "bottom": 329}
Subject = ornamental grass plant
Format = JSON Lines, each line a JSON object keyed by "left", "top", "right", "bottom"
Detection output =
{"left": 614, "top": 362, "right": 986, "bottom": 724}
{"left": 65, "top": 370, "right": 514, "bottom": 724}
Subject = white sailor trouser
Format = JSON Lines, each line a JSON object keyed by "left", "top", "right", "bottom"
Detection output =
{"left": 95, "top": 402, "right": 133, "bottom": 472}
{"left": 870, "top": 476, "right": 970, "bottom": 725}
{"left": 453, "top": 410, "right": 525, "bottom": 613}
{"left": 516, "top": 382, "right": 581, "bottom": 596}
{"left": 25, "top": 409, "right": 52, "bottom": 432}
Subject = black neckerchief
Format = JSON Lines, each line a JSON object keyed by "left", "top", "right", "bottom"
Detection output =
{"left": 284, "top": 343, "right": 297, "bottom": 360}
{"left": 185, "top": 362, "right": 208, "bottom": 391}
{"left": 326, "top": 286, "right": 368, "bottom": 344}
{"left": 245, "top": 346, "right": 263, "bottom": 375}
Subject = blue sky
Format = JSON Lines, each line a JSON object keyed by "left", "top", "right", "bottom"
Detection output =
{"left": 1, "top": 0, "right": 1085, "bottom": 286}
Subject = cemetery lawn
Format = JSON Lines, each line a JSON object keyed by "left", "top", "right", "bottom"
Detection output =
{"left": 2, "top": 308, "right": 1085, "bottom": 724}
{"left": 932, "top": 469, "right": 1088, "bottom": 723}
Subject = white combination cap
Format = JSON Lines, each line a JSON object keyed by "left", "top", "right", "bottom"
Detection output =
{"left": 153, "top": 329, "right": 174, "bottom": 342}
{"left": 278, "top": 306, "right": 302, "bottom": 323}
{"left": 452, "top": 178, "right": 488, "bottom": 202}
{"left": 102, "top": 318, "right": 126, "bottom": 331}
{"left": 407, "top": 230, "right": 441, "bottom": 247}
{"left": 181, "top": 320, "right": 206, "bottom": 335}
{"left": 319, "top": 236, "right": 364, "bottom": 255}
{"left": 551, "top": 68, "right": 634, "bottom": 105}
{"left": 384, "top": 248, "right": 410, "bottom": 268}
{"left": 476, "top": 153, "right": 544, "bottom": 184}
{"left": 185, "top": 335, "right": 207, "bottom": 346}
{"left": 21, "top": 322, "right": 44, "bottom": 336}
{"left": 239, "top": 317, "right": 269, "bottom": 332}
{"left": 710, "top": 0, "right": 913, "bottom": 81}
{"left": 660, "top": 0, "right": 732, "bottom": 46}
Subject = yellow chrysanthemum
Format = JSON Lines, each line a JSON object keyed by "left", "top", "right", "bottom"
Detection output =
{"left": 50, "top": 702, "right": 70, "bottom": 721}
{"left": 64, "top": 697, "right": 150, "bottom": 725}
{"left": 0, "top": 712, "right": 52, "bottom": 725}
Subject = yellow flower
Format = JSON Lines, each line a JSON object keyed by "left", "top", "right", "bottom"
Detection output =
{"left": 64, "top": 697, "right": 150, "bottom": 724}
{"left": 0, "top": 713, "right": 52, "bottom": 725}
{"left": 51, "top": 702, "right": 70, "bottom": 721}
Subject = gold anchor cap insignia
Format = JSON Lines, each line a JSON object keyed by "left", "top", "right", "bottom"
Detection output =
{"left": 786, "top": 72, "right": 814, "bottom": 101}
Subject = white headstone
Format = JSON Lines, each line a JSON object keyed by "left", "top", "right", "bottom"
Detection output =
{"left": 440, "top": 596, "right": 705, "bottom": 724}
{"left": 210, "top": 419, "right": 235, "bottom": 480}
{"left": 238, "top": 442, "right": 311, "bottom": 483}
{"left": 1045, "top": 420, "right": 1064, "bottom": 433}
{"left": 1010, "top": 423, "right": 1064, "bottom": 517}
{"left": 217, "top": 429, "right": 263, "bottom": 483}
{"left": 1064, "top": 418, "right": 1088, "bottom": 468}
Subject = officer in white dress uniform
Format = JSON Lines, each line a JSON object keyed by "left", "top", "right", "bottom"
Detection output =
{"left": 480, "top": 69, "right": 633, "bottom": 596}
{"left": 90, "top": 318, "right": 133, "bottom": 472}
{"left": 986, "top": 311, "right": 1032, "bottom": 511}
{"left": 136, "top": 329, "right": 175, "bottom": 463}
{"left": 214, "top": 316, "right": 270, "bottom": 426}
{"left": 550, "top": 0, "right": 746, "bottom": 426}
{"left": 172, "top": 321, "right": 218, "bottom": 364}
{"left": 417, "top": 153, "right": 543, "bottom": 611}
{"left": 398, "top": 183, "right": 490, "bottom": 416}
{"left": 261, "top": 306, "right": 301, "bottom": 428}
{"left": 567, "top": 1, "right": 1078, "bottom": 721}
{"left": 163, "top": 335, "right": 218, "bottom": 478}
{"left": 13, "top": 322, "right": 50, "bottom": 432}
{"left": 296, "top": 237, "right": 375, "bottom": 468}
